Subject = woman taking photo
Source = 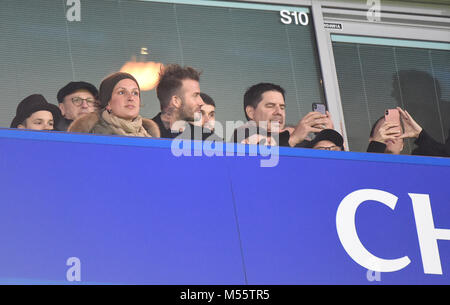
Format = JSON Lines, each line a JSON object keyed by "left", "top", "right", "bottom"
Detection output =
{"left": 68, "top": 72, "right": 159, "bottom": 138}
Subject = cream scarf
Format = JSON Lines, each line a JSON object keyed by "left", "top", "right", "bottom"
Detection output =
{"left": 101, "top": 110, "right": 151, "bottom": 137}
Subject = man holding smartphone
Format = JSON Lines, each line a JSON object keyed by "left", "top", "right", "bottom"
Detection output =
{"left": 233, "top": 82, "right": 334, "bottom": 147}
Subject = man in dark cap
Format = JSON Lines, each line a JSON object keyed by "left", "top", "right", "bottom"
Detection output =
{"left": 56, "top": 81, "right": 99, "bottom": 131}
{"left": 11, "top": 94, "right": 61, "bottom": 131}
{"left": 307, "top": 129, "right": 344, "bottom": 151}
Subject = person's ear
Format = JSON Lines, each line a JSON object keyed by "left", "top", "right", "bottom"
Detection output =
{"left": 171, "top": 95, "right": 182, "bottom": 109}
{"left": 17, "top": 123, "right": 25, "bottom": 129}
{"left": 245, "top": 105, "right": 255, "bottom": 120}
{"left": 58, "top": 103, "right": 66, "bottom": 116}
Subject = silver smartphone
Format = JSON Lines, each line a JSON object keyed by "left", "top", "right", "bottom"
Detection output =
{"left": 312, "top": 103, "right": 326, "bottom": 115}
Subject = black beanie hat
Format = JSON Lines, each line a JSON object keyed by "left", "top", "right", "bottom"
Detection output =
{"left": 98, "top": 72, "right": 140, "bottom": 109}
{"left": 10, "top": 94, "right": 61, "bottom": 128}
{"left": 307, "top": 129, "right": 344, "bottom": 149}
{"left": 57, "top": 81, "right": 98, "bottom": 104}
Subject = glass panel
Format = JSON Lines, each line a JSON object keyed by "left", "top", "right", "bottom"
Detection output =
{"left": 0, "top": 0, "right": 325, "bottom": 138}
{"left": 332, "top": 35, "right": 450, "bottom": 153}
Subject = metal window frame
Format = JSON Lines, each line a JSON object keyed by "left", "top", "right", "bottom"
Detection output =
{"left": 317, "top": 1, "right": 450, "bottom": 150}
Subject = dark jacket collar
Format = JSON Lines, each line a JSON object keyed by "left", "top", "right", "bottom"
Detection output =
{"left": 152, "top": 112, "right": 180, "bottom": 139}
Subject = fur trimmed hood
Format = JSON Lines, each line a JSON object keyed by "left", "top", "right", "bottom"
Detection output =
{"left": 67, "top": 112, "right": 160, "bottom": 138}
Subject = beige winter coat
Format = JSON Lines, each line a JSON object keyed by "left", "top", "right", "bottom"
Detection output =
{"left": 67, "top": 112, "right": 160, "bottom": 138}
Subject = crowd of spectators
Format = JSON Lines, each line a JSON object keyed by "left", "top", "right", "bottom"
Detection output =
{"left": 9, "top": 64, "right": 450, "bottom": 158}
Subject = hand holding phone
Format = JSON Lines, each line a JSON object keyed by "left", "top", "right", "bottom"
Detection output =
{"left": 384, "top": 109, "right": 402, "bottom": 134}
{"left": 396, "top": 107, "right": 423, "bottom": 139}
{"left": 312, "top": 103, "right": 334, "bottom": 129}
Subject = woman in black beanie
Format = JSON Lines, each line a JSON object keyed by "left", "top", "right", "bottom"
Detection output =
{"left": 68, "top": 72, "right": 159, "bottom": 137}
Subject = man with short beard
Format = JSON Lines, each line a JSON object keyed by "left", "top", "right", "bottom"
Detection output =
{"left": 153, "top": 64, "right": 209, "bottom": 139}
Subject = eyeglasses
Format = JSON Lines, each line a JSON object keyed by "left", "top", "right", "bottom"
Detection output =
{"left": 315, "top": 145, "right": 342, "bottom": 151}
{"left": 71, "top": 97, "right": 96, "bottom": 107}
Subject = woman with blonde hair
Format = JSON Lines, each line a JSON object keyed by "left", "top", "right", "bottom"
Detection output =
{"left": 68, "top": 72, "right": 159, "bottom": 137}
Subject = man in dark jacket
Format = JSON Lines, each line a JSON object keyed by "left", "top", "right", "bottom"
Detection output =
{"left": 232, "top": 82, "right": 333, "bottom": 148}
{"left": 153, "top": 64, "right": 221, "bottom": 142}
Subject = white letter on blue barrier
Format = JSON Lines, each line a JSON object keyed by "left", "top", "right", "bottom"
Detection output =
{"left": 66, "top": 257, "right": 81, "bottom": 282}
{"left": 336, "top": 189, "right": 411, "bottom": 272}
{"left": 410, "top": 193, "right": 450, "bottom": 275}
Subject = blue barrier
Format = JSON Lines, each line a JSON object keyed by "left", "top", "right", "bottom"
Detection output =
{"left": 0, "top": 128, "right": 449, "bottom": 284}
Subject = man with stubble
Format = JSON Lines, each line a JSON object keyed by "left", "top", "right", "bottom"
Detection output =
{"left": 153, "top": 64, "right": 206, "bottom": 139}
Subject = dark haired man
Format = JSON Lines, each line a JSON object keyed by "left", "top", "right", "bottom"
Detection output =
{"left": 233, "top": 82, "right": 332, "bottom": 147}
{"left": 153, "top": 64, "right": 205, "bottom": 139}
{"left": 193, "top": 93, "right": 216, "bottom": 132}
{"left": 56, "top": 81, "right": 99, "bottom": 131}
